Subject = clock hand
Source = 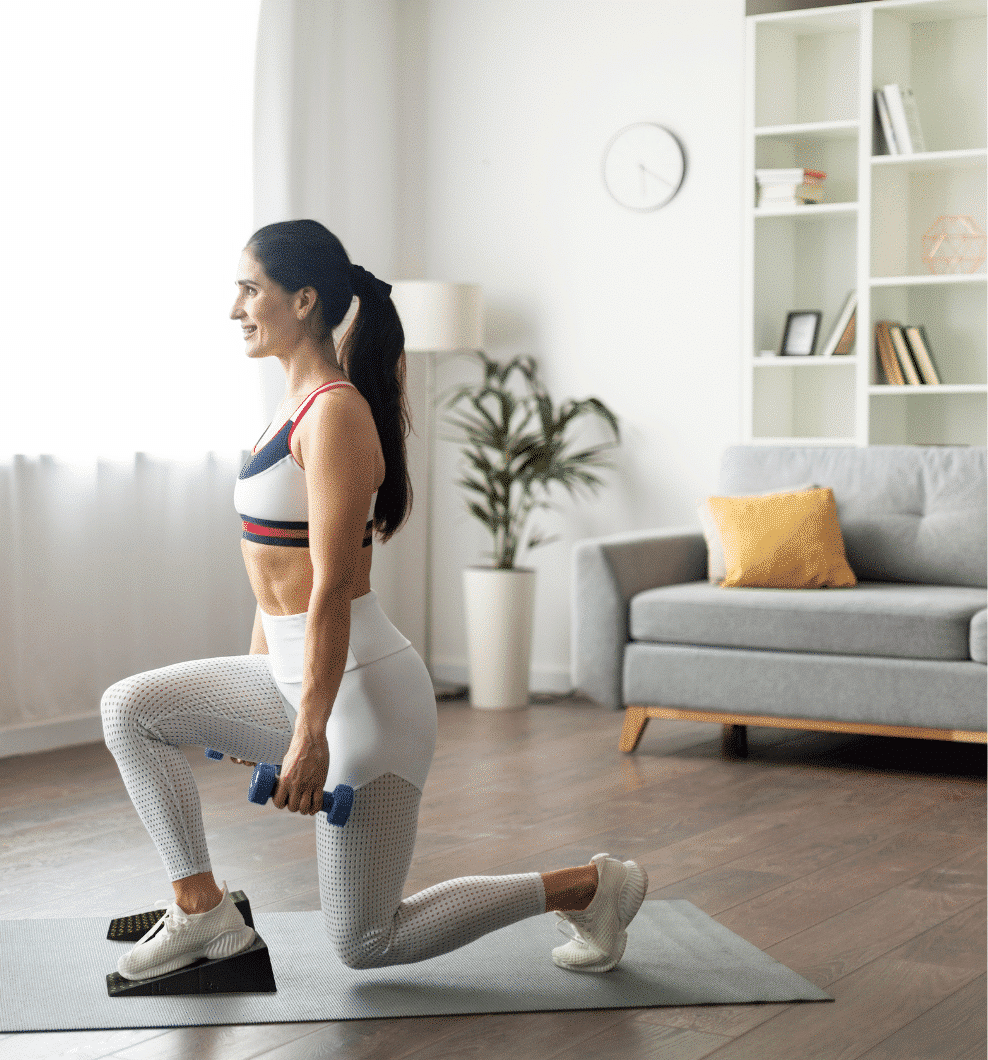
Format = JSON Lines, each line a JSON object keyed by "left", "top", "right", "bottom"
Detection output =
{"left": 639, "top": 163, "right": 674, "bottom": 189}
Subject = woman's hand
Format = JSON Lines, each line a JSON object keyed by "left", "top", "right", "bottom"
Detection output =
{"left": 272, "top": 724, "right": 330, "bottom": 816}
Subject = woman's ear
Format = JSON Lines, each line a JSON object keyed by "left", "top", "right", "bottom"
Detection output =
{"left": 295, "top": 286, "right": 320, "bottom": 322}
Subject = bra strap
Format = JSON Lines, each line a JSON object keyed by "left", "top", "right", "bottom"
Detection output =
{"left": 287, "top": 381, "right": 358, "bottom": 459}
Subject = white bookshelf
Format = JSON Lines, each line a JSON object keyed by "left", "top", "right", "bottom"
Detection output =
{"left": 743, "top": 0, "right": 987, "bottom": 447}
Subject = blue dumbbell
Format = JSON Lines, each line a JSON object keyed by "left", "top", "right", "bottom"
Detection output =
{"left": 205, "top": 749, "right": 353, "bottom": 825}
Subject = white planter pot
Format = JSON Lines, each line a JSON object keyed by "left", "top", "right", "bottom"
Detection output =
{"left": 462, "top": 566, "right": 536, "bottom": 710}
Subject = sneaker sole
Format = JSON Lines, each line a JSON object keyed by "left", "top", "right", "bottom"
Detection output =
{"left": 552, "top": 860, "right": 648, "bottom": 973}
{"left": 117, "top": 926, "right": 256, "bottom": 981}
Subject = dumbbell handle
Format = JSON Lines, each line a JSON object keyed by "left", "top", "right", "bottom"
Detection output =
{"left": 206, "top": 750, "right": 352, "bottom": 826}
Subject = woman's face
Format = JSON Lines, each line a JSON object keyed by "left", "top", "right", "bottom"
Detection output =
{"left": 230, "top": 248, "right": 304, "bottom": 359}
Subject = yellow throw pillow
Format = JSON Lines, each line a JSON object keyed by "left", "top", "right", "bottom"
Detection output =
{"left": 706, "top": 487, "right": 857, "bottom": 589}
{"left": 698, "top": 481, "right": 816, "bottom": 583}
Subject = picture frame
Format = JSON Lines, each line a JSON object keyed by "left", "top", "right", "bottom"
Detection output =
{"left": 780, "top": 311, "right": 822, "bottom": 356}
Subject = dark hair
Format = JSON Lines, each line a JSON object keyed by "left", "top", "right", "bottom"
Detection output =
{"left": 245, "top": 219, "right": 412, "bottom": 541}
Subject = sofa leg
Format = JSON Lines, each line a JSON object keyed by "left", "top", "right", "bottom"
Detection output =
{"left": 722, "top": 724, "right": 748, "bottom": 759}
{"left": 620, "top": 707, "right": 649, "bottom": 753}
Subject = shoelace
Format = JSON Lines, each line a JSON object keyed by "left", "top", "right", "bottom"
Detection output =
{"left": 147, "top": 904, "right": 190, "bottom": 941}
{"left": 554, "top": 911, "right": 590, "bottom": 945}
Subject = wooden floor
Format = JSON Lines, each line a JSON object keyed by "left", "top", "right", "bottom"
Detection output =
{"left": 1, "top": 698, "right": 985, "bottom": 1059}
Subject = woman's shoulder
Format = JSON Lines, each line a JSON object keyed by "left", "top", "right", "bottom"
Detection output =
{"left": 291, "top": 379, "right": 380, "bottom": 467}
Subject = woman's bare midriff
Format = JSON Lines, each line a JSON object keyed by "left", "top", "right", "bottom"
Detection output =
{"left": 242, "top": 538, "right": 374, "bottom": 617}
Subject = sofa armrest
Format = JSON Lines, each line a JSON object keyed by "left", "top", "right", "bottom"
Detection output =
{"left": 571, "top": 527, "right": 707, "bottom": 709}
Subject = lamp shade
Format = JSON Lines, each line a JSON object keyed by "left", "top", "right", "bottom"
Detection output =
{"left": 391, "top": 281, "right": 484, "bottom": 352}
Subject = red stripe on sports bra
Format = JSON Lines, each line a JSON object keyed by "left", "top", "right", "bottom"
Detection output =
{"left": 287, "top": 381, "right": 358, "bottom": 466}
{"left": 242, "top": 520, "right": 307, "bottom": 539}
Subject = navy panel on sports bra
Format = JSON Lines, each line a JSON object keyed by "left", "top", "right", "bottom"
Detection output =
{"left": 239, "top": 420, "right": 293, "bottom": 480}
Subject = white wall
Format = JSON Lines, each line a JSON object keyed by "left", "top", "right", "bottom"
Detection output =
{"left": 398, "top": 0, "right": 747, "bottom": 690}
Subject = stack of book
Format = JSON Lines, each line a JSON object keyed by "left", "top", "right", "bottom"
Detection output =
{"left": 755, "top": 168, "right": 826, "bottom": 208}
{"left": 874, "top": 321, "right": 940, "bottom": 385}
{"left": 874, "top": 85, "right": 927, "bottom": 155}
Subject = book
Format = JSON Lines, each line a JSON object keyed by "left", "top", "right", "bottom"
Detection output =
{"left": 904, "top": 326, "right": 940, "bottom": 385}
{"left": 755, "top": 168, "right": 826, "bottom": 184}
{"left": 875, "top": 321, "right": 905, "bottom": 384}
{"left": 899, "top": 86, "right": 927, "bottom": 153}
{"left": 757, "top": 183, "right": 825, "bottom": 207}
{"left": 819, "top": 291, "right": 857, "bottom": 357}
{"left": 889, "top": 324, "right": 922, "bottom": 384}
{"left": 874, "top": 90, "right": 898, "bottom": 154}
{"left": 882, "top": 85, "right": 926, "bottom": 154}
{"left": 833, "top": 312, "right": 856, "bottom": 356}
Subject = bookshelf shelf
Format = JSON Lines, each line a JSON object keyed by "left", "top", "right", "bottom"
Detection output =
{"left": 871, "top": 273, "right": 987, "bottom": 287}
{"left": 755, "top": 356, "right": 859, "bottom": 367}
{"left": 744, "top": 0, "right": 987, "bottom": 448}
{"left": 870, "top": 383, "right": 987, "bottom": 395}
{"left": 756, "top": 120, "right": 860, "bottom": 140}
{"left": 872, "top": 148, "right": 987, "bottom": 172}
{"left": 754, "top": 202, "right": 858, "bottom": 218}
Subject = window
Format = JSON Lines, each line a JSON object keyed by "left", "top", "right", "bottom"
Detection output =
{"left": 0, "top": 2, "right": 263, "bottom": 456}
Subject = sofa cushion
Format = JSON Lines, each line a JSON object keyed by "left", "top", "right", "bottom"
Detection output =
{"left": 706, "top": 487, "right": 856, "bottom": 589}
{"left": 972, "top": 610, "right": 987, "bottom": 665}
{"left": 629, "top": 581, "right": 987, "bottom": 662}
{"left": 718, "top": 446, "right": 987, "bottom": 588}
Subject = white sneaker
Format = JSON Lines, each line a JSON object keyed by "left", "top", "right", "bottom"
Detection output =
{"left": 552, "top": 854, "right": 647, "bottom": 973}
{"left": 116, "top": 884, "right": 255, "bottom": 981}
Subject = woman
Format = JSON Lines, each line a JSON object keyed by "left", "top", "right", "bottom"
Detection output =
{"left": 101, "top": 219, "right": 647, "bottom": 980}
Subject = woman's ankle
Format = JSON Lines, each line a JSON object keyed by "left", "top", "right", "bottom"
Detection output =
{"left": 542, "top": 864, "right": 599, "bottom": 913}
{"left": 173, "top": 872, "right": 224, "bottom": 914}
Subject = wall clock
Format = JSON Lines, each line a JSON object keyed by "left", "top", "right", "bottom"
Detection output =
{"left": 602, "top": 123, "right": 686, "bottom": 212}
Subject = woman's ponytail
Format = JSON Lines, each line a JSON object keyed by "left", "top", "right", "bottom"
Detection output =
{"left": 339, "top": 268, "right": 413, "bottom": 541}
{"left": 246, "top": 219, "right": 413, "bottom": 542}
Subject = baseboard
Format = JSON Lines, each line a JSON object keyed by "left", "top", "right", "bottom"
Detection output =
{"left": 1, "top": 712, "right": 104, "bottom": 758}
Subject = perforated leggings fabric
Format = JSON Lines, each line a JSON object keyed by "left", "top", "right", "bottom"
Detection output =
{"left": 100, "top": 656, "right": 546, "bottom": 968}
{"left": 318, "top": 773, "right": 544, "bottom": 969}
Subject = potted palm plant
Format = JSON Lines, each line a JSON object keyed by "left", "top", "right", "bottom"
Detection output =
{"left": 442, "top": 351, "right": 620, "bottom": 709}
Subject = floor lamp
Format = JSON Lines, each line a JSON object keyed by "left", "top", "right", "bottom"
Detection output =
{"left": 390, "top": 281, "right": 484, "bottom": 699}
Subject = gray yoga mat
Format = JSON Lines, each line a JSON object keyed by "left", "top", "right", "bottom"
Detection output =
{"left": 0, "top": 901, "right": 829, "bottom": 1031}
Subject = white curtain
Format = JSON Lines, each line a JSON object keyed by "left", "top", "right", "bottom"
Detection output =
{"left": 0, "top": 3, "right": 262, "bottom": 754}
{"left": 0, "top": 455, "right": 255, "bottom": 746}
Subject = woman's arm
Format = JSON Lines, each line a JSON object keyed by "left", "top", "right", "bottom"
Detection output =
{"left": 272, "top": 388, "right": 379, "bottom": 815}
{"left": 249, "top": 606, "right": 269, "bottom": 654}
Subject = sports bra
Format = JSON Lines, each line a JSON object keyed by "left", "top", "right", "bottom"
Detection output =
{"left": 234, "top": 381, "right": 377, "bottom": 549}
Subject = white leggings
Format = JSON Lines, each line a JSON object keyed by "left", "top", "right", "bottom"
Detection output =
{"left": 101, "top": 643, "right": 545, "bottom": 969}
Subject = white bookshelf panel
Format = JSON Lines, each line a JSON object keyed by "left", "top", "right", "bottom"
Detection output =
{"left": 871, "top": 162, "right": 986, "bottom": 277}
{"left": 752, "top": 361, "right": 857, "bottom": 441}
{"left": 755, "top": 130, "right": 859, "bottom": 205}
{"left": 755, "top": 22, "right": 859, "bottom": 128}
{"left": 873, "top": 6, "right": 986, "bottom": 153}
{"left": 746, "top": 0, "right": 987, "bottom": 450}
{"left": 753, "top": 212, "right": 857, "bottom": 356}
{"left": 870, "top": 277, "right": 987, "bottom": 385}
{"left": 869, "top": 388, "right": 986, "bottom": 445}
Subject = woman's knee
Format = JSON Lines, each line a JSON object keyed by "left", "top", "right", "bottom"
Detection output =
{"left": 100, "top": 674, "right": 154, "bottom": 753}
{"left": 322, "top": 913, "right": 393, "bottom": 970}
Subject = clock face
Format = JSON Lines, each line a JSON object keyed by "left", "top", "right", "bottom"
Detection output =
{"left": 602, "top": 123, "right": 685, "bottom": 211}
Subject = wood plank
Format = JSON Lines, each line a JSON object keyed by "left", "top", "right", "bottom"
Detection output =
{"left": 0, "top": 1030, "right": 167, "bottom": 1060}
{"left": 709, "top": 831, "right": 980, "bottom": 948}
{"left": 856, "top": 975, "right": 986, "bottom": 1060}
{"left": 767, "top": 849, "right": 987, "bottom": 987}
{"left": 692, "top": 952, "right": 980, "bottom": 1060}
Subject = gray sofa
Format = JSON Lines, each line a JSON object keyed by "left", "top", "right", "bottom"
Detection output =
{"left": 572, "top": 445, "right": 987, "bottom": 756}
